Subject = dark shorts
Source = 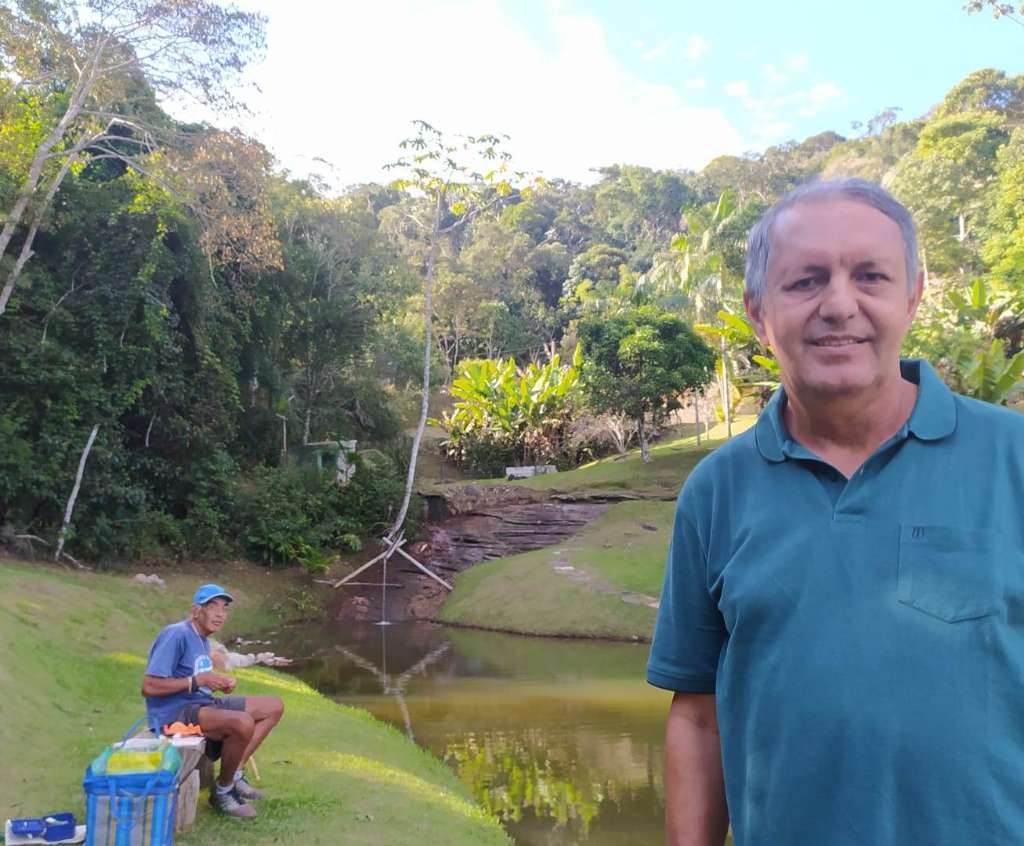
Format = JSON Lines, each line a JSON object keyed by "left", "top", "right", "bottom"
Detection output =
{"left": 175, "top": 694, "right": 246, "bottom": 726}
{"left": 170, "top": 696, "right": 246, "bottom": 762}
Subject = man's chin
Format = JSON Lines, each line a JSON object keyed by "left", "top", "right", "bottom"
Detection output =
{"left": 797, "top": 365, "right": 877, "bottom": 397}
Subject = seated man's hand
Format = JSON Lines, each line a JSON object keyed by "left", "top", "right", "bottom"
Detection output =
{"left": 196, "top": 671, "right": 236, "bottom": 693}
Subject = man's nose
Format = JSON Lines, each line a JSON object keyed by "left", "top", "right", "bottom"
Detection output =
{"left": 817, "top": 274, "right": 858, "bottom": 322}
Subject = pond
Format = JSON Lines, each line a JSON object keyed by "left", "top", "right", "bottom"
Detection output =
{"left": 270, "top": 619, "right": 673, "bottom": 845}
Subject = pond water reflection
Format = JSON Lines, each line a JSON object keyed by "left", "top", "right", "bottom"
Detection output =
{"left": 272, "top": 620, "right": 673, "bottom": 845}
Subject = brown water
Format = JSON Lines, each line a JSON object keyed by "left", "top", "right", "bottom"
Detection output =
{"left": 272, "top": 619, "right": 673, "bottom": 845}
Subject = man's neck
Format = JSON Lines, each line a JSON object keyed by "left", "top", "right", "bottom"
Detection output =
{"left": 190, "top": 620, "right": 209, "bottom": 639}
{"left": 782, "top": 369, "right": 918, "bottom": 477}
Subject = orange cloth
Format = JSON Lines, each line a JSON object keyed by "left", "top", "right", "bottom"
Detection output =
{"left": 162, "top": 721, "right": 204, "bottom": 737}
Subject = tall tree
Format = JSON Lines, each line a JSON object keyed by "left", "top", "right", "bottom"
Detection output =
{"left": 384, "top": 121, "right": 534, "bottom": 540}
{"left": 648, "top": 190, "right": 762, "bottom": 436}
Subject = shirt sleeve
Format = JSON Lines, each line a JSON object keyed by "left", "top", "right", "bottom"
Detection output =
{"left": 145, "top": 625, "right": 185, "bottom": 678}
{"left": 646, "top": 498, "right": 727, "bottom": 693}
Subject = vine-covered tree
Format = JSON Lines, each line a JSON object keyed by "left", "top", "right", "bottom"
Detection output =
{"left": 0, "top": 0, "right": 267, "bottom": 315}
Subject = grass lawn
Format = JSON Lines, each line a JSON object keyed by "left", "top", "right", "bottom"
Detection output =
{"left": 0, "top": 560, "right": 510, "bottom": 846}
{"left": 438, "top": 500, "right": 676, "bottom": 640}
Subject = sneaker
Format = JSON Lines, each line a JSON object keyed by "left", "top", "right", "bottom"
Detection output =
{"left": 210, "top": 787, "right": 257, "bottom": 818}
{"left": 233, "top": 776, "right": 266, "bottom": 801}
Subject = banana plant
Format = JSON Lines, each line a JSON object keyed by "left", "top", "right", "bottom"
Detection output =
{"left": 956, "top": 338, "right": 1024, "bottom": 405}
{"left": 436, "top": 351, "right": 581, "bottom": 470}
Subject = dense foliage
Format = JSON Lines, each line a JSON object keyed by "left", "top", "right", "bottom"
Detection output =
{"left": 437, "top": 353, "right": 581, "bottom": 476}
{"left": 578, "top": 308, "right": 716, "bottom": 462}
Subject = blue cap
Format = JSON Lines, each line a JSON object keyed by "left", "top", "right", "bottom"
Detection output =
{"left": 193, "top": 583, "right": 234, "bottom": 606}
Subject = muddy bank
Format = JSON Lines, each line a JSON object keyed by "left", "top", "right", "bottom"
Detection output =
{"left": 330, "top": 485, "right": 607, "bottom": 623}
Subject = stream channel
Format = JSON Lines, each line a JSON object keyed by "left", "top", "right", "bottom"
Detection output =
{"left": 271, "top": 618, "right": 672, "bottom": 845}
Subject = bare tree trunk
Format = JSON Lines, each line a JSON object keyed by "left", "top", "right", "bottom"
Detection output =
{"left": 303, "top": 405, "right": 311, "bottom": 446}
{"left": 54, "top": 423, "right": 100, "bottom": 563}
{"left": 695, "top": 393, "right": 701, "bottom": 446}
{"left": 276, "top": 414, "right": 287, "bottom": 462}
{"left": 638, "top": 413, "right": 651, "bottom": 463}
{"left": 389, "top": 196, "right": 442, "bottom": 540}
{"left": 720, "top": 341, "right": 732, "bottom": 439}
{"left": 0, "top": 148, "right": 82, "bottom": 316}
{"left": 0, "top": 38, "right": 107, "bottom": 316}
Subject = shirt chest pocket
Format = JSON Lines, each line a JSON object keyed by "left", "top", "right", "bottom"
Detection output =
{"left": 897, "top": 525, "right": 999, "bottom": 623}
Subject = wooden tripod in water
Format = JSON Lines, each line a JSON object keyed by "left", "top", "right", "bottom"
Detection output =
{"left": 327, "top": 533, "right": 452, "bottom": 624}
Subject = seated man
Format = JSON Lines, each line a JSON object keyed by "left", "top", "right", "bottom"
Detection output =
{"left": 141, "top": 583, "right": 284, "bottom": 819}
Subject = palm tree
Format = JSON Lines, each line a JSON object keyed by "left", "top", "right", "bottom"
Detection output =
{"left": 645, "top": 190, "right": 751, "bottom": 436}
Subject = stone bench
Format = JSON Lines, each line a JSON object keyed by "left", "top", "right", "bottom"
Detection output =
{"left": 505, "top": 464, "right": 558, "bottom": 480}
{"left": 129, "top": 729, "right": 212, "bottom": 833}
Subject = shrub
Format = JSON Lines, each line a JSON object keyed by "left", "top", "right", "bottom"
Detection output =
{"left": 231, "top": 455, "right": 410, "bottom": 569}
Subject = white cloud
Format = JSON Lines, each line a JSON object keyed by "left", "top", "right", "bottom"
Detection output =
{"left": 232, "top": 0, "right": 742, "bottom": 187}
{"left": 724, "top": 80, "right": 751, "bottom": 98}
{"left": 632, "top": 39, "right": 646, "bottom": 49}
{"left": 762, "top": 63, "right": 787, "bottom": 84}
{"left": 786, "top": 54, "right": 810, "bottom": 72}
{"left": 808, "top": 81, "right": 842, "bottom": 105}
{"left": 685, "top": 77, "right": 708, "bottom": 89}
{"left": 685, "top": 35, "right": 710, "bottom": 61}
{"left": 641, "top": 38, "right": 674, "bottom": 62}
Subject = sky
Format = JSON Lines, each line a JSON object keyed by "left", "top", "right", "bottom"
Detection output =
{"left": 219, "top": 0, "right": 1024, "bottom": 190}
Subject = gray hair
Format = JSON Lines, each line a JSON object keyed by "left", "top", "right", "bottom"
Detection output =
{"left": 744, "top": 178, "right": 919, "bottom": 307}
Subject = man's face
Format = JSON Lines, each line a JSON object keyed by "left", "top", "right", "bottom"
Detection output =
{"left": 192, "top": 597, "right": 229, "bottom": 635}
{"left": 745, "top": 198, "right": 923, "bottom": 401}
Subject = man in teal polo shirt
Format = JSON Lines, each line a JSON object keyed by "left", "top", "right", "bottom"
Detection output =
{"left": 647, "top": 178, "right": 1024, "bottom": 846}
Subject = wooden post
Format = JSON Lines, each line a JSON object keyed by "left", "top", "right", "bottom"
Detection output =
{"left": 391, "top": 543, "right": 452, "bottom": 591}
{"left": 331, "top": 537, "right": 405, "bottom": 589}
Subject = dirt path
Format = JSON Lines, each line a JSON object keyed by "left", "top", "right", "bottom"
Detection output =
{"left": 549, "top": 548, "right": 660, "bottom": 609}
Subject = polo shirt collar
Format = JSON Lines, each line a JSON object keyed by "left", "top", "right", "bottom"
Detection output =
{"left": 755, "top": 358, "right": 957, "bottom": 463}
{"left": 901, "top": 358, "right": 957, "bottom": 441}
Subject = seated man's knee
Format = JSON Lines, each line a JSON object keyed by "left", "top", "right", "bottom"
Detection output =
{"left": 232, "top": 710, "right": 256, "bottom": 739}
{"left": 272, "top": 697, "right": 284, "bottom": 721}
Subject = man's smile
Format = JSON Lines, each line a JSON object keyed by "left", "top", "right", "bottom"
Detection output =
{"left": 808, "top": 335, "right": 870, "bottom": 348}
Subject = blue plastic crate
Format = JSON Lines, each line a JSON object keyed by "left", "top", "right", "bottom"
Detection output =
{"left": 83, "top": 768, "right": 177, "bottom": 846}
{"left": 44, "top": 813, "right": 77, "bottom": 842}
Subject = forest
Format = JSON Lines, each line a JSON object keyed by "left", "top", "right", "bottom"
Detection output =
{"left": 0, "top": 0, "right": 1021, "bottom": 567}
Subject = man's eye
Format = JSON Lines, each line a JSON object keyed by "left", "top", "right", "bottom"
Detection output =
{"left": 789, "top": 277, "right": 816, "bottom": 290}
{"left": 861, "top": 272, "right": 888, "bottom": 283}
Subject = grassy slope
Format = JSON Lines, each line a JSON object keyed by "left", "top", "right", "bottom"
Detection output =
{"left": 479, "top": 416, "right": 754, "bottom": 499}
{"left": 437, "top": 418, "right": 756, "bottom": 640}
{"left": 0, "top": 561, "right": 510, "bottom": 846}
{"left": 438, "top": 501, "right": 674, "bottom": 640}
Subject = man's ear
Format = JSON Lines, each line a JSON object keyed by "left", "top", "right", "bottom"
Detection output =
{"left": 744, "top": 291, "right": 770, "bottom": 348}
{"left": 907, "top": 270, "right": 924, "bottom": 320}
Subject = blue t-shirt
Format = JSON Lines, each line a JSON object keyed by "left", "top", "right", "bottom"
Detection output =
{"left": 144, "top": 620, "right": 216, "bottom": 731}
{"left": 648, "top": 360, "right": 1024, "bottom": 845}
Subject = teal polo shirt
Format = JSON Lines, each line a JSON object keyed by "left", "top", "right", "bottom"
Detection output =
{"left": 648, "top": 359, "right": 1024, "bottom": 846}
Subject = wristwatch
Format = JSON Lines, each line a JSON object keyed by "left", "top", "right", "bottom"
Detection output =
{"left": 189, "top": 675, "right": 197, "bottom": 693}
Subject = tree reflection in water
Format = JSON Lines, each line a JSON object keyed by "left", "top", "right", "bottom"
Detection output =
{"left": 445, "top": 729, "right": 604, "bottom": 837}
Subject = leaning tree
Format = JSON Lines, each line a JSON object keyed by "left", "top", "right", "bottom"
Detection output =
{"left": 0, "top": 0, "right": 267, "bottom": 316}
